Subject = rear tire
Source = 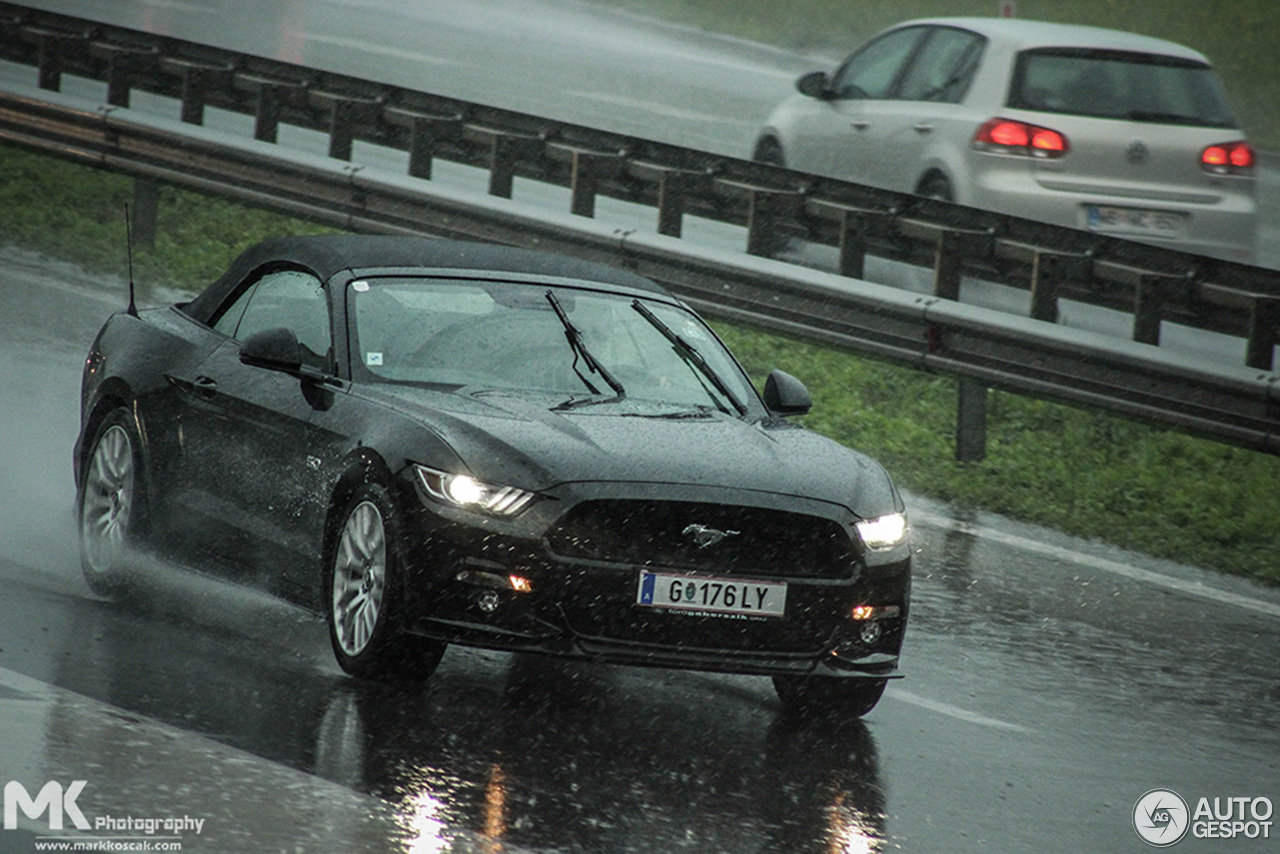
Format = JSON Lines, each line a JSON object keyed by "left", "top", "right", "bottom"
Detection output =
{"left": 916, "top": 173, "right": 954, "bottom": 202}
{"left": 773, "top": 675, "right": 887, "bottom": 718}
{"left": 78, "top": 409, "right": 146, "bottom": 596}
{"left": 326, "top": 482, "right": 445, "bottom": 682}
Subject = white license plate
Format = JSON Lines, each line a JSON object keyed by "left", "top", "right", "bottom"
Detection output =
{"left": 636, "top": 571, "right": 787, "bottom": 618}
{"left": 1085, "top": 204, "right": 1186, "bottom": 238}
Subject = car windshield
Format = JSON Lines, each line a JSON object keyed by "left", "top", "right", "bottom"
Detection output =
{"left": 349, "top": 277, "right": 756, "bottom": 411}
{"left": 1008, "top": 48, "right": 1239, "bottom": 127}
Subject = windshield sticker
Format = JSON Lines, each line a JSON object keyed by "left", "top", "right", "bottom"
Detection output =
{"left": 352, "top": 280, "right": 370, "bottom": 293}
{"left": 366, "top": 352, "right": 384, "bottom": 366}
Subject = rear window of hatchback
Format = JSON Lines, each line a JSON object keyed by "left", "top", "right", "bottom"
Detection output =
{"left": 1007, "top": 47, "right": 1239, "bottom": 128}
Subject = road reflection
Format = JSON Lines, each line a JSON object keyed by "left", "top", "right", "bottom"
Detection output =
{"left": 311, "top": 656, "right": 889, "bottom": 853}
{"left": 21, "top": 555, "right": 891, "bottom": 853}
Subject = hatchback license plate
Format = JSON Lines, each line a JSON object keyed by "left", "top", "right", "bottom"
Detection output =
{"left": 636, "top": 571, "right": 787, "bottom": 618}
{"left": 1085, "top": 204, "right": 1186, "bottom": 238}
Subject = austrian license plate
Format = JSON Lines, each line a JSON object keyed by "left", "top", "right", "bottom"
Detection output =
{"left": 636, "top": 571, "right": 787, "bottom": 618}
{"left": 1085, "top": 204, "right": 1186, "bottom": 238}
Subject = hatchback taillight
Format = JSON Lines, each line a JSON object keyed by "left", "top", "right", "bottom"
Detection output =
{"left": 973, "top": 118, "right": 1069, "bottom": 158}
{"left": 1201, "top": 141, "right": 1254, "bottom": 174}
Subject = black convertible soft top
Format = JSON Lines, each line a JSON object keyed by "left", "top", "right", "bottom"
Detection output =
{"left": 183, "top": 235, "right": 669, "bottom": 324}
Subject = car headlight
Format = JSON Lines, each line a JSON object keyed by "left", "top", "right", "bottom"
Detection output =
{"left": 413, "top": 464, "right": 537, "bottom": 516}
{"left": 856, "top": 512, "right": 907, "bottom": 551}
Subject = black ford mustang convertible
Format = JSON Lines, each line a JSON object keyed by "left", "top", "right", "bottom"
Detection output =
{"left": 75, "top": 235, "right": 911, "bottom": 715}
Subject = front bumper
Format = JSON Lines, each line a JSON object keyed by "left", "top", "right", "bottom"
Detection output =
{"left": 393, "top": 478, "right": 911, "bottom": 680}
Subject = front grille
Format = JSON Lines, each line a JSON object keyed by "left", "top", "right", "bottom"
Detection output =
{"left": 545, "top": 500, "right": 857, "bottom": 579}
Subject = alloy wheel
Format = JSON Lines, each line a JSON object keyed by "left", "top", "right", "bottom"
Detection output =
{"left": 81, "top": 423, "right": 135, "bottom": 578}
{"left": 331, "top": 500, "right": 388, "bottom": 657}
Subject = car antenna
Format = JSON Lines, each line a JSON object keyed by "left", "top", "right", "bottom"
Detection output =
{"left": 124, "top": 202, "right": 138, "bottom": 317}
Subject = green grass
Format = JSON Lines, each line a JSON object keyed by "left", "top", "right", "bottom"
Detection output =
{"left": 590, "top": 0, "right": 1280, "bottom": 149}
{"left": 0, "top": 149, "right": 336, "bottom": 297}
{"left": 3, "top": 141, "right": 1278, "bottom": 584}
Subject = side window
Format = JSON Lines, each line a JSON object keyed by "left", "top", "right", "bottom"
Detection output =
{"left": 896, "top": 28, "right": 985, "bottom": 103}
{"left": 212, "top": 269, "right": 331, "bottom": 369}
{"left": 831, "top": 27, "right": 927, "bottom": 100}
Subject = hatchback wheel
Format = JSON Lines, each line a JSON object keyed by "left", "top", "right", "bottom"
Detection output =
{"left": 753, "top": 136, "right": 787, "bottom": 167}
{"left": 916, "top": 173, "right": 954, "bottom": 202}
{"left": 78, "top": 409, "right": 146, "bottom": 596}
{"left": 326, "top": 482, "right": 445, "bottom": 681}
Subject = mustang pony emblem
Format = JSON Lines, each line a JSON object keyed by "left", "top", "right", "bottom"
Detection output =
{"left": 682, "top": 523, "right": 741, "bottom": 549}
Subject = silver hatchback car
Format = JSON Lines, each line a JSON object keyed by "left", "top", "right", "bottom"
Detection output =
{"left": 755, "top": 18, "right": 1256, "bottom": 263}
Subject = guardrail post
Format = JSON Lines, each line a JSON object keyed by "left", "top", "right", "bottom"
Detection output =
{"left": 92, "top": 43, "right": 158, "bottom": 109}
{"left": 384, "top": 109, "right": 462, "bottom": 180}
{"left": 546, "top": 144, "right": 621, "bottom": 218}
{"left": 159, "top": 58, "right": 233, "bottom": 125}
{"left": 236, "top": 74, "right": 307, "bottom": 144}
{"left": 745, "top": 189, "right": 797, "bottom": 258}
{"left": 1247, "top": 297, "right": 1280, "bottom": 371}
{"left": 933, "top": 230, "right": 963, "bottom": 300}
{"left": 956, "top": 380, "right": 987, "bottom": 462}
{"left": 838, "top": 210, "right": 867, "bottom": 280}
{"left": 489, "top": 135, "right": 518, "bottom": 198}
{"left": 1133, "top": 274, "right": 1164, "bottom": 345}
{"left": 569, "top": 150, "right": 605, "bottom": 217}
{"left": 651, "top": 168, "right": 708, "bottom": 238}
{"left": 309, "top": 92, "right": 380, "bottom": 161}
{"left": 656, "top": 171, "right": 687, "bottom": 237}
{"left": 481, "top": 131, "right": 541, "bottom": 199}
{"left": 1030, "top": 250, "right": 1078, "bottom": 323}
{"left": 131, "top": 179, "right": 159, "bottom": 249}
{"left": 21, "top": 26, "right": 84, "bottom": 92}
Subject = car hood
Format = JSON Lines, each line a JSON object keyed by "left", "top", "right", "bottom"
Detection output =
{"left": 365, "top": 387, "right": 899, "bottom": 518}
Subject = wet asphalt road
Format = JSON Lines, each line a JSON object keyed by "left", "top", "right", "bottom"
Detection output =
{"left": 0, "top": 253, "right": 1278, "bottom": 853}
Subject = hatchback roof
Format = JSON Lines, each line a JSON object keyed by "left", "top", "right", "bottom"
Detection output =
{"left": 898, "top": 17, "right": 1210, "bottom": 64}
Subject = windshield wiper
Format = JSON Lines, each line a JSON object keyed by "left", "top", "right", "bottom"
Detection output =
{"left": 545, "top": 290, "right": 625, "bottom": 399}
{"left": 630, "top": 300, "right": 746, "bottom": 416}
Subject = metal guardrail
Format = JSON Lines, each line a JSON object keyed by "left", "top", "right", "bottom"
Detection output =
{"left": 0, "top": 84, "right": 1275, "bottom": 456}
{"left": 1, "top": 1, "right": 1278, "bottom": 372}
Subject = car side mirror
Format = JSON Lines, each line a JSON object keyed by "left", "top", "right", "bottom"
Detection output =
{"left": 239, "top": 327, "right": 303, "bottom": 373}
{"left": 796, "top": 70, "right": 832, "bottom": 99}
{"left": 764, "top": 369, "right": 812, "bottom": 415}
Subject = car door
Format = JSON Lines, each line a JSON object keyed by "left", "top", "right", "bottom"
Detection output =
{"left": 868, "top": 26, "right": 987, "bottom": 194}
{"left": 170, "top": 267, "right": 338, "bottom": 581}
{"left": 821, "top": 26, "right": 929, "bottom": 187}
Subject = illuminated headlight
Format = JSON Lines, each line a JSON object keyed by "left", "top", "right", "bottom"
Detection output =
{"left": 413, "top": 465, "right": 537, "bottom": 516}
{"left": 855, "top": 512, "right": 907, "bottom": 551}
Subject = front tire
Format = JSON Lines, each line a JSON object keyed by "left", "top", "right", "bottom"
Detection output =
{"left": 753, "top": 136, "right": 786, "bottom": 167}
{"left": 773, "top": 675, "right": 887, "bottom": 718}
{"left": 78, "top": 409, "right": 146, "bottom": 596}
{"left": 326, "top": 482, "right": 445, "bottom": 681}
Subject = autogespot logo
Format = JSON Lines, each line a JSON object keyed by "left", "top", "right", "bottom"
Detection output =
{"left": 1134, "top": 789, "right": 1190, "bottom": 847}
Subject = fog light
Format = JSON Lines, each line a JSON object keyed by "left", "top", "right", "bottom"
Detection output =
{"left": 457, "top": 569, "right": 534, "bottom": 593}
{"left": 850, "top": 604, "right": 901, "bottom": 621}
{"left": 859, "top": 620, "right": 883, "bottom": 645}
{"left": 477, "top": 589, "right": 501, "bottom": 613}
